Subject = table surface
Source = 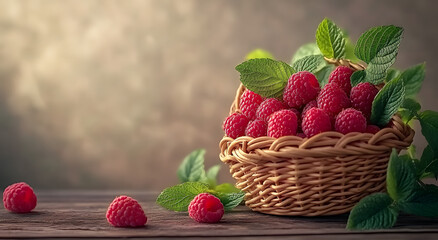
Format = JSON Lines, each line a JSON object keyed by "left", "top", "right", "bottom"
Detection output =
{"left": 1, "top": 191, "right": 438, "bottom": 239}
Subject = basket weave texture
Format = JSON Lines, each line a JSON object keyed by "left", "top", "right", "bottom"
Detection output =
{"left": 219, "top": 61, "right": 414, "bottom": 216}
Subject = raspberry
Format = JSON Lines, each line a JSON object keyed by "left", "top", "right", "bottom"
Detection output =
{"left": 335, "top": 108, "right": 367, "bottom": 134}
{"left": 245, "top": 119, "right": 267, "bottom": 138}
{"left": 240, "top": 90, "right": 264, "bottom": 120}
{"left": 366, "top": 125, "right": 380, "bottom": 134}
{"left": 223, "top": 113, "right": 249, "bottom": 139}
{"left": 350, "top": 82, "right": 379, "bottom": 120}
{"left": 283, "top": 71, "right": 320, "bottom": 108}
{"left": 317, "top": 83, "right": 351, "bottom": 120}
{"left": 106, "top": 195, "right": 147, "bottom": 227}
{"left": 267, "top": 109, "right": 298, "bottom": 138}
{"left": 188, "top": 193, "right": 224, "bottom": 223}
{"left": 3, "top": 182, "right": 37, "bottom": 213}
{"left": 302, "top": 107, "right": 332, "bottom": 137}
{"left": 256, "top": 98, "right": 286, "bottom": 122}
{"left": 328, "top": 66, "right": 354, "bottom": 95}
{"left": 302, "top": 100, "right": 317, "bottom": 117}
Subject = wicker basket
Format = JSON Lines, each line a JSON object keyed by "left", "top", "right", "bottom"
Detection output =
{"left": 219, "top": 59, "right": 415, "bottom": 216}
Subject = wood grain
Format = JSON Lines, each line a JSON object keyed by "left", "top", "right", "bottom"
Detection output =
{"left": 0, "top": 191, "right": 437, "bottom": 239}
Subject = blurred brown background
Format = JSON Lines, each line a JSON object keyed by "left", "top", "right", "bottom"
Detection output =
{"left": 0, "top": 0, "right": 437, "bottom": 190}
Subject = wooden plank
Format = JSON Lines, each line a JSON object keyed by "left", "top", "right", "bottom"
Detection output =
{"left": 0, "top": 191, "right": 438, "bottom": 238}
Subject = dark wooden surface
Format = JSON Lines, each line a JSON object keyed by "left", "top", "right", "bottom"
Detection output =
{"left": 1, "top": 191, "right": 438, "bottom": 239}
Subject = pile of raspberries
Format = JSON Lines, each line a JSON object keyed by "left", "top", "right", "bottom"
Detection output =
{"left": 223, "top": 66, "right": 381, "bottom": 139}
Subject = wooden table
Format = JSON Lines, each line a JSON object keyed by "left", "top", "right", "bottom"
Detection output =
{"left": 1, "top": 191, "right": 438, "bottom": 239}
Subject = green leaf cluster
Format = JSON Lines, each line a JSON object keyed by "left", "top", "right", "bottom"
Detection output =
{"left": 157, "top": 149, "right": 244, "bottom": 212}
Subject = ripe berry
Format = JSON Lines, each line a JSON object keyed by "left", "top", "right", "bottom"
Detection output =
{"left": 256, "top": 98, "right": 286, "bottom": 122}
{"left": 328, "top": 66, "right": 354, "bottom": 95}
{"left": 3, "top": 182, "right": 37, "bottom": 213}
{"left": 245, "top": 119, "right": 267, "bottom": 138}
{"left": 240, "top": 90, "right": 264, "bottom": 120}
{"left": 302, "top": 107, "right": 332, "bottom": 137}
{"left": 335, "top": 108, "right": 367, "bottom": 134}
{"left": 366, "top": 125, "right": 380, "bottom": 134}
{"left": 283, "top": 71, "right": 320, "bottom": 108}
{"left": 267, "top": 109, "right": 298, "bottom": 138}
{"left": 223, "top": 113, "right": 249, "bottom": 139}
{"left": 106, "top": 195, "right": 147, "bottom": 227}
{"left": 302, "top": 100, "right": 317, "bottom": 117}
{"left": 317, "top": 83, "right": 351, "bottom": 120}
{"left": 350, "top": 82, "right": 379, "bottom": 120}
{"left": 188, "top": 193, "right": 224, "bottom": 223}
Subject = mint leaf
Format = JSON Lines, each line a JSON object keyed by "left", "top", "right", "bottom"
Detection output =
{"left": 351, "top": 70, "right": 366, "bottom": 87}
{"left": 236, "top": 58, "right": 295, "bottom": 98}
{"left": 347, "top": 193, "right": 398, "bottom": 230}
{"left": 291, "top": 42, "right": 321, "bottom": 63}
{"left": 419, "top": 110, "right": 438, "bottom": 157}
{"left": 370, "top": 76, "right": 405, "bottom": 127}
{"left": 399, "top": 98, "right": 421, "bottom": 123}
{"left": 344, "top": 35, "right": 359, "bottom": 62}
{"left": 399, "top": 184, "right": 438, "bottom": 217}
{"left": 399, "top": 63, "right": 426, "bottom": 98}
{"left": 316, "top": 18, "right": 345, "bottom": 59}
{"left": 177, "top": 149, "right": 206, "bottom": 183}
{"left": 206, "top": 164, "right": 221, "bottom": 187}
{"left": 417, "top": 145, "right": 438, "bottom": 179}
{"left": 354, "top": 25, "right": 403, "bottom": 84}
{"left": 291, "top": 54, "right": 326, "bottom": 73}
{"left": 214, "top": 183, "right": 241, "bottom": 193}
{"left": 211, "top": 191, "right": 245, "bottom": 211}
{"left": 314, "top": 65, "right": 334, "bottom": 87}
{"left": 385, "top": 68, "right": 401, "bottom": 83}
{"left": 156, "top": 182, "right": 209, "bottom": 211}
{"left": 246, "top": 49, "right": 274, "bottom": 60}
{"left": 386, "top": 149, "right": 417, "bottom": 201}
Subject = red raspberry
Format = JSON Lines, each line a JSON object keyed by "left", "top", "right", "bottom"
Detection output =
{"left": 317, "top": 83, "right": 351, "bottom": 120}
{"left": 366, "top": 125, "right": 380, "bottom": 134}
{"left": 240, "top": 90, "right": 264, "bottom": 120}
{"left": 350, "top": 82, "right": 379, "bottom": 120}
{"left": 106, "top": 195, "right": 147, "bottom": 227}
{"left": 335, "top": 108, "right": 367, "bottom": 134}
{"left": 3, "top": 182, "right": 37, "bottom": 213}
{"left": 223, "top": 113, "right": 249, "bottom": 139}
{"left": 289, "top": 108, "right": 301, "bottom": 128}
{"left": 328, "top": 66, "right": 354, "bottom": 95}
{"left": 283, "top": 71, "right": 320, "bottom": 108}
{"left": 188, "top": 193, "right": 224, "bottom": 223}
{"left": 267, "top": 109, "right": 298, "bottom": 138}
{"left": 245, "top": 119, "right": 267, "bottom": 138}
{"left": 302, "top": 107, "right": 332, "bottom": 137}
{"left": 302, "top": 100, "right": 317, "bottom": 117}
{"left": 256, "top": 98, "right": 286, "bottom": 122}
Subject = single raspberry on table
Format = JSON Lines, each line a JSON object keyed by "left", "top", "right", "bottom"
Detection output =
{"left": 267, "top": 109, "right": 298, "bottom": 138}
{"left": 350, "top": 82, "right": 379, "bottom": 120}
{"left": 302, "top": 100, "right": 317, "bottom": 117}
{"left": 188, "top": 193, "right": 224, "bottom": 223}
{"left": 256, "top": 98, "right": 287, "bottom": 122}
{"left": 366, "top": 125, "right": 381, "bottom": 134}
{"left": 328, "top": 66, "right": 354, "bottom": 95}
{"left": 317, "top": 83, "right": 351, "bottom": 120}
{"left": 301, "top": 107, "right": 332, "bottom": 137}
{"left": 3, "top": 182, "right": 37, "bottom": 213}
{"left": 223, "top": 113, "right": 249, "bottom": 139}
{"left": 106, "top": 195, "right": 147, "bottom": 227}
{"left": 335, "top": 108, "right": 367, "bottom": 134}
{"left": 240, "top": 90, "right": 264, "bottom": 120}
{"left": 245, "top": 119, "right": 267, "bottom": 138}
{"left": 283, "top": 71, "right": 320, "bottom": 108}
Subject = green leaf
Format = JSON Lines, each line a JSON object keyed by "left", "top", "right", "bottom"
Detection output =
{"left": 419, "top": 110, "right": 438, "bottom": 157}
{"left": 370, "top": 76, "right": 405, "bottom": 127}
{"left": 316, "top": 18, "right": 346, "bottom": 59}
{"left": 156, "top": 182, "right": 209, "bottom": 211}
{"left": 385, "top": 68, "right": 401, "bottom": 83}
{"left": 399, "top": 184, "right": 438, "bottom": 217}
{"left": 354, "top": 26, "right": 404, "bottom": 84}
{"left": 399, "top": 98, "right": 421, "bottom": 123}
{"left": 407, "top": 145, "right": 417, "bottom": 160}
{"left": 211, "top": 191, "right": 245, "bottom": 211}
{"left": 417, "top": 145, "right": 438, "bottom": 179}
{"left": 214, "top": 183, "right": 241, "bottom": 194}
{"left": 399, "top": 63, "right": 426, "bottom": 98}
{"left": 235, "top": 58, "right": 295, "bottom": 98}
{"left": 177, "top": 149, "right": 206, "bottom": 183}
{"left": 386, "top": 149, "right": 417, "bottom": 201}
{"left": 344, "top": 35, "right": 359, "bottom": 62}
{"left": 206, "top": 165, "right": 221, "bottom": 187}
{"left": 291, "top": 54, "right": 326, "bottom": 73}
{"left": 347, "top": 193, "right": 398, "bottom": 230}
{"left": 315, "top": 65, "right": 334, "bottom": 87}
{"left": 291, "top": 42, "right": 322, "bottom": 63}
{"left": 351, "top": 70, "right": 366, "bottom": 87}
{"left": 246, "top": 49, "right": 274, "bottom": 60}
